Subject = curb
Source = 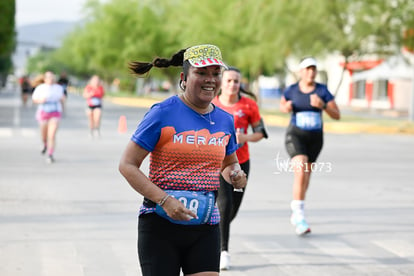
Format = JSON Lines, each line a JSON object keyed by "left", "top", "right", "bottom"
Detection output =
{"left": 107, "top": 97, "right": 414, "bottom": 135}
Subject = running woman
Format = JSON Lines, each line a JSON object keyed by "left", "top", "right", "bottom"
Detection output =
{"left": 280, "top": 57, "right": 340, "bottom": 235}
{"left": 32, "top": 71, "right": 65, "bottom": 163}
{"left": 83, "top": 75, "right": 105, "bottom": 138}
{"left": 212, "top": 66, "right": 268, "bottom": 270}
{"left": 119, "top": 44, "right": 247, "bottom": 276}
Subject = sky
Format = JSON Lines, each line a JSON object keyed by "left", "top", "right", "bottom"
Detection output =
{"left": 15, "top": 0, "right": 87, "bottom": 27}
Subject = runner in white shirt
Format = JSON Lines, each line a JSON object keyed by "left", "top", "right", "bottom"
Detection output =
{"left": 32, "top": 71, "right": 65, "bottom": 163}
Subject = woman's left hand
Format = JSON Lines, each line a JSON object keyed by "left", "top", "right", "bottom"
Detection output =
{"left": 230, "top": 170, "right": 247, "bottom": 189}
{"left": 310, "top": 94, "right": 325, "bottom": 109}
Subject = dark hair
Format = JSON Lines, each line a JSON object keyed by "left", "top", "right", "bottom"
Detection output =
{"left": 128, "top": 49, "right": 191, "bottom": 89}
{"left": 128, "top": 49, "right": 187, "bottom": 75}
{"left": 222, "top": 66, "right": 257, "bottom": 101}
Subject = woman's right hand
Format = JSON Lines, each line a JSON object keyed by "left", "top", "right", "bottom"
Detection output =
{"left": 280, "top": 96, "right": 293, "bottom": 113}
{"left": 162, "top": 196, "right": 198, "bottom": 221}
{"left": 284, "top": 100, "right": 293, "bottom": 112}
{"left": 34, "top": 97, "right": 47, "bottom": 104}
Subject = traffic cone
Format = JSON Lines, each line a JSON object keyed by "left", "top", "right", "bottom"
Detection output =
{"left": 118, "top": 115, "right": 127, "bottom": 134}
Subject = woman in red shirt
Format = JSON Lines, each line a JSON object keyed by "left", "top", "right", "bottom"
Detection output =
{"left": 212, "top": 67, "right": 268, "bottom": 270}
{"left": 83, "top": 75, "right": 105, "bottom": 137}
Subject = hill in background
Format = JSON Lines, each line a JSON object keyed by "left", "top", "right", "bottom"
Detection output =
{"left": 17, "top": 21, "right": 78, "bottom": 48}
{"left": 14, "top": 21, "right": 78, "bottom": 75}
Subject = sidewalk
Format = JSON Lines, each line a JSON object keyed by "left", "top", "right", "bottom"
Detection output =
{"left": 2, "top": 87, "right": 414, "bottom": 276}
{"left": 107, "top": 95, "right": 414, "bottom": 135}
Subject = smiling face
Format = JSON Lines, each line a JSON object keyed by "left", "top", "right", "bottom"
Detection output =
{"left": 182, "top": 65, "right": 222, "bottom": 107}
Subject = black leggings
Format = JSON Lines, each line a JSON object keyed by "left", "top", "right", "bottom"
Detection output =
{"left": 138, "top": 213, "right": 220, "bottom": 275}
{"left": 217, "top": 160, "right": 250, "bottom": 251}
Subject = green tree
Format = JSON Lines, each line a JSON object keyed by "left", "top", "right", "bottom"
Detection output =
{"left": 0, "top": 0, "right": 16, "bottom": 87}
{"left": 26, "top": 49, "right": 66, "bottom": 74}
{"left": 53, "top": 0, "right": 183, "bottom": 90}
{"left": 27, "top": 0, "right": 414, "bottom": 93}
{"left": 317, "top": 0, "right": 414, "bottom": 94}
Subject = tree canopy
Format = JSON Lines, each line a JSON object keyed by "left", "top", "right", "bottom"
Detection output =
{"left": 27, "top": 0, "right": 414, "bottom": 91}
{"left": 0, "top": 0, "right": 16, "bottom": 87}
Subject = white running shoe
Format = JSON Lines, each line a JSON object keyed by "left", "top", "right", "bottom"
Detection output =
{"left": 295, "top": 219, "right": 311, "bottom": 235}
{"left": 220, "top": 251, "right": 231, "bottom": 270}
{"left": 291, "top": 213, "right": 311, "bottom": 235}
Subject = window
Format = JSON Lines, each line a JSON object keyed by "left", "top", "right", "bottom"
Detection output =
{"left": 373, "top": 79, "right": 388, "bottom": 100}
{"left": 353, "top": 80, "right": 366, "bottom": 99}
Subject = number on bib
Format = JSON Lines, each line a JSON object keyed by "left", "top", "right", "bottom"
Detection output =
{"left": 296, "top": 111, "right": 322, "bottom": 130}
{"left": 154, "top": 190, "right": 215, "bottom": 225}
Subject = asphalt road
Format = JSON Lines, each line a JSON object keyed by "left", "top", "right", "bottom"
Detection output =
{"left": 1, "top": 87, "right": 414, "bottom": 276}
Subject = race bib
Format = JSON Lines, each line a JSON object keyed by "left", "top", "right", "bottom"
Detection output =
{"left": 296, "top": 111, "right": 322, "bottom": 130}
{"left": 90, "top": 97, "right": 102, "bottom": 106}
{"left": 42, "top": 102, "right": 59, "bottom": 113}
{"left": 155, "top": 190, "right": 215, "bottom": 225}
